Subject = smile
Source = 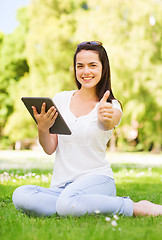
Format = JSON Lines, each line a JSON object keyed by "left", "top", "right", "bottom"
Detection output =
{"left": 82, "top": 77, "right": 94, "bottom": 82}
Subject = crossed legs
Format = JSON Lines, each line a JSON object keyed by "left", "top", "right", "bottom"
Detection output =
{"left": 12, "top": 174, "right": 162, "bottom": 217}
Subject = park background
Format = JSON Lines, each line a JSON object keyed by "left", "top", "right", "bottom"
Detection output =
{"left": 0, "top": 0, "right": 161, "bottom": 153}
{"left": 0, "top": 1, "right": 162, "bottom": 240}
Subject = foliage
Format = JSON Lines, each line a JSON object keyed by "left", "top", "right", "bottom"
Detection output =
{"left": 72, "top": 0, "right": 162, "bottom": 151}
{"left": 0, "top": 7, "right": 29, "bottom": 145}
{"left": 0, "top": 0, "right": 162, "bottom": 150}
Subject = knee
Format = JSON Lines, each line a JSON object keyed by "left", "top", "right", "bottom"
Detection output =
{"left": 12, "top": 186, "right": 24, "bottom": 209}
{"left": 12, "top": 185, "right": 32, "bottom": 210}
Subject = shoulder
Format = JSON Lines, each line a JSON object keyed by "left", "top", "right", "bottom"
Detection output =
{"left": 53, "top": 90, "right": 75, "bottom": 101}
{"left": 52, "top": 90, "right": 76, "bottom": 108}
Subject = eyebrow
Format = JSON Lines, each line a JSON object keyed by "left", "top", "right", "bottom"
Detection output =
{"left": 76, "top": 61, "right": 99, "bottom": 65}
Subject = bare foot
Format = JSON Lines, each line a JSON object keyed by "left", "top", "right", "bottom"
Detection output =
{"left": 133, "top": 200, "right": 162, "bottom": 217}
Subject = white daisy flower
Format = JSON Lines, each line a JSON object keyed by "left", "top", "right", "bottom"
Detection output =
{"left": 105, "top": 217, "right": 111, "bottom": 222}
{"left": 35, "top": 175, "right": 40, "bottom": 179}
{"left": 111, "top": 220, "right": 117, "bottom": 227}
{"left": 95, "top": 210, "right": 101, "bottom": 214}
{"left": 113, "top": 215, "right": 119, "bottom": 220}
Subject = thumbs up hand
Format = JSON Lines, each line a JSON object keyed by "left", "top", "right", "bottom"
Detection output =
{"left": 99, "top": 90, "right": 110, "bottom": 105}
{"left": 98, "top": 90, "right": 114, "bottom": 130}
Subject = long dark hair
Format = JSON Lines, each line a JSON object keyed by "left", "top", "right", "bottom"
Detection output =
{"left": 73, "top": 42, "right": 119, "bottom": 104}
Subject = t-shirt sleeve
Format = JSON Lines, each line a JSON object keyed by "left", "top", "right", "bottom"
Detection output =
{"left": 52, "top": 91, "right": 68, "bottom": 111}
{"left": 112, "top": 99, "right": 122, "bottom": 112}
{"left": 112, "top": 99, "right": 122, "bottom": 127}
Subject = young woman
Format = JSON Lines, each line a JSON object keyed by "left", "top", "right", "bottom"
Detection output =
{"left": 12, "top": 41, "right": 162, "bottom": 217}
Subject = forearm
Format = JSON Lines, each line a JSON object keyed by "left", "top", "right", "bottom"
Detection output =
{"left": 38, "top": 126, "right": 58, "bottom": 155}
{"left": 32, "top": 103, "right": 58, "bottom": 154}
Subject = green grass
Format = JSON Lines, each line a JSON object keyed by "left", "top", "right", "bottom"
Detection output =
{"left": 0, "top": 166, "right": 162, "bottom": 240}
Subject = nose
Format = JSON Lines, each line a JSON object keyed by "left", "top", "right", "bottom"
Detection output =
{"left": 83, "top": 66, "right": 90, "bottom": 75}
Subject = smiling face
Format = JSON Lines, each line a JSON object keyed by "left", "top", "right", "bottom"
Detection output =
{"left": 75, "top": 50, "right": 102, "bottom": 91}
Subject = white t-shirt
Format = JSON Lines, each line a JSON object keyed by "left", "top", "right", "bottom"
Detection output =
{"left": 50, "top": 90, "right": 122, "bottom": 188}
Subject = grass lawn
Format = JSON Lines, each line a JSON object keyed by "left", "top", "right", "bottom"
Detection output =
{"left": 0, "top": 152, "right": 162, "bottom": 240}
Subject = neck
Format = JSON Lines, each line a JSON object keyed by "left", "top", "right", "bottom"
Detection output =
{"left": 77, "top": 87, "right": 98, "bottom": 102}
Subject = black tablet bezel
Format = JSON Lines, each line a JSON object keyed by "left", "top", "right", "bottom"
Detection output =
{"left": 21, "top": 97, "right": 72, "bottom": 135}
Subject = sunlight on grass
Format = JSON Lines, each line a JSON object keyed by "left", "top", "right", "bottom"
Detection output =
{"left": 114, "top": 167, "right": 162, "bottom": 184}
{"left": 0, "top": 164, "right": 162, "bottom": 240}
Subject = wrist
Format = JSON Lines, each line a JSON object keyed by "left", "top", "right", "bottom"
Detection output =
{"left": 99, "top": 119, "right": 114, "bottom": 130}
{"left": 38, "top": 124, "right": 49, "bottom": 134}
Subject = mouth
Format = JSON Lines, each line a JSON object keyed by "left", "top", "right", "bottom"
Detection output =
{"left": 82, "top": 76, "right": 94, "bottom": 82}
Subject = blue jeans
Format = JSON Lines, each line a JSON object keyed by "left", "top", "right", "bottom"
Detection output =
{"left": 12, "top": 174, "right": 133, "bottom": 217}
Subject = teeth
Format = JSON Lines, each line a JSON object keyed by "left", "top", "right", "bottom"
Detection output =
{"left": 83, "top": 77, "right": 93, "bottom": 80}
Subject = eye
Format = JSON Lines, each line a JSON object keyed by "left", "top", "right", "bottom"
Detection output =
{"left": 91, "top": 64, "right": 97, "bottom": 67}
{"left": 76, "top": 65, "right": 83, "bottom": 69}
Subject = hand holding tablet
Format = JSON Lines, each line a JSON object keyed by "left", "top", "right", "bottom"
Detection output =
{"left": 32, "top": 102, "right": 58, "bottom": 133}
{"left": 21, "top": 97, "right": 71, "bottom": 135}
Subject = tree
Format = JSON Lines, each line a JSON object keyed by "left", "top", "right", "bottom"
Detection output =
{"left": 3, "top": 0, "right": 85, "bottom": 146}
{"left": 0, "top": 7, "right": 29, "bottom": 148}
{"left": 1, "top": 0, "right": 162, "bottom": 151}
{"left": 72, "top": 0, "right": 162, "bottom": 151}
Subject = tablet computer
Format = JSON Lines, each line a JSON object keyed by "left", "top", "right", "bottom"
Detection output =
{"left": 21, "top": 97, "right": 72, "bottom": 135}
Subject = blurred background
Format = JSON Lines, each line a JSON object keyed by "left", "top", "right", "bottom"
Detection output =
{"left": 0, "top": 0, "right": 161, "bottom": 153}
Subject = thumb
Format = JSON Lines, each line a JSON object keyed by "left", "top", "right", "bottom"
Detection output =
{"left": 100, "top": 90, "right": 110, "bottom": 104}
